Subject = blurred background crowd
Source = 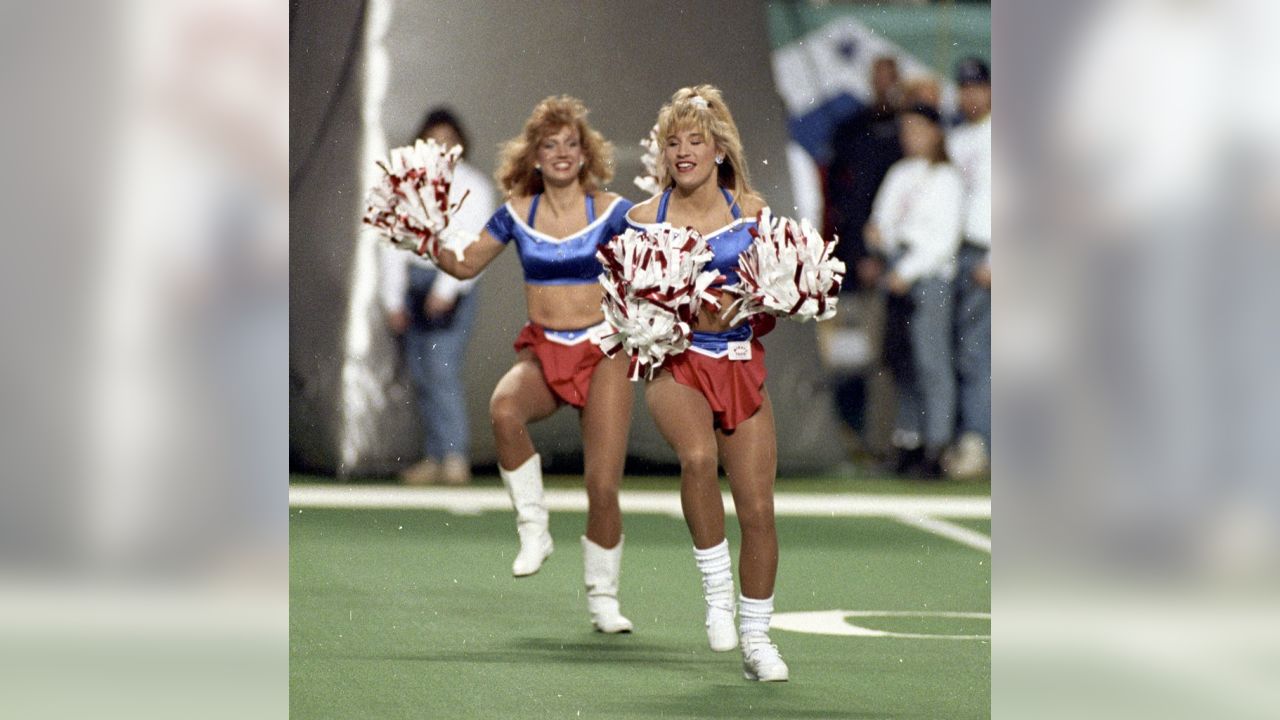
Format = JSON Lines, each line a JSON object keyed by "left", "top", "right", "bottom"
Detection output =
{"left": 290, "top": 0, "right": 992, "bottom": 483}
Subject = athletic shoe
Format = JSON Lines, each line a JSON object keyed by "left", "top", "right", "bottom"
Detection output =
{"left": 741, "top": 632, "right": 789, "bottom": 682}
{"left": 399, "top": 458, "right": 439, "bottom": 486}
{"left": 440, "top": 455, "right": 471, "bottom": 486}
{"left": 945, "top": 432, "right": 989, "bottom": 478}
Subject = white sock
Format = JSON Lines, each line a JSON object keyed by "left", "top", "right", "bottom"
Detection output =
{"left": 692, "top": 539, "right": 732, "bottom": 590}
{"left": 739, "top": 594, "right": 774, "bottom": 637}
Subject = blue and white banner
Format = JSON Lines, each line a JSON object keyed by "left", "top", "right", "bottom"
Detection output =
{"left": 766, "top": 4, "right": 990, "bottom": 222}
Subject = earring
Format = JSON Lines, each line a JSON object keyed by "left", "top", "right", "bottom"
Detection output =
{"left": 715, "top": 156, "right": 724, "bottom": 165}
{"left": 534, "top": 163, "right": 542, "bottom": 172}
{"left": 579, "top": 160, "right": 585, "bottom": 169}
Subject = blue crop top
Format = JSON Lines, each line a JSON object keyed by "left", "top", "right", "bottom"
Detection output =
{"left": 484, "top": 194, "right": 634, "bottom": 285}
{"left": 626, "top": 187, "right": 757, "bottom": 286}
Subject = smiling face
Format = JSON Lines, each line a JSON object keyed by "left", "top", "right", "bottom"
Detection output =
{"left": 664, "top": 125, "right": 719, "bottom": 191}
{"left": 535, "top": 125, "right": 584, "bottom": 187}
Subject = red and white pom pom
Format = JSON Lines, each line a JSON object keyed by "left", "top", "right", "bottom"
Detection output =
{"left": 597, "top": 226, "right": 721, "bottom": 380}
{"left": 727, "top": 208, "right": 846, "bottom": 324}
{"left": 362, "top": 138, "right": 473, "bottom": 262}
{"left": 632, "top": 125, "right": 663, "bottom": 196}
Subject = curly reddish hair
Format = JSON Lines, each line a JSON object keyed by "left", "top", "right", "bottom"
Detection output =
{"left": 495, "top": 95, "right": 614, "bottom": 197}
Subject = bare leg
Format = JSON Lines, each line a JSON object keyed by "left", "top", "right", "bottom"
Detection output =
{"left": 489, "top": 350, "right": 560, "bottom": 471}
{"left": 645, "top": 372, "right": 724, "bottom": 549}
{"left": 717, "top": 390, "right": 778, "bottom": 600}
{"left": 490, "top": 350, "right": 561, "bottom": 576}
{"left": 578, "top": 352, "right": 633, "bottom": 548}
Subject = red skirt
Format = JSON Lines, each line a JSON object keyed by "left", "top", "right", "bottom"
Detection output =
{"left": 664, "top": 323, "right": 769, "bottom": 432}
{"left": 513, "top": 322, "right": 608, "bottom": 409}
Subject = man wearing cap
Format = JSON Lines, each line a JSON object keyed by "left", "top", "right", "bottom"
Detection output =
{"left": 946, "top": 57, "right": 992, "bottom": 478}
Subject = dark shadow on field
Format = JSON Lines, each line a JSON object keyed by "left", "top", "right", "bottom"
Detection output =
{"left": 330, "top": 635, "right": 704, "bottom": 667}
{"left": 619, "top": 686, "right": 899, "bottom": 720}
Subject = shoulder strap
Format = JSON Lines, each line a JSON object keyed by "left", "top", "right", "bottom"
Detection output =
{"left": 527, "top": 193, "right": 540, "bottom": 226}
{"left": 586, "top": 194, "right": 596, "bottom": 223}
{"left": 720, "top": 187, "right": 741, "bottom": 219}
{"left": 656, "top": 189, "right": 672, "bottom": 222}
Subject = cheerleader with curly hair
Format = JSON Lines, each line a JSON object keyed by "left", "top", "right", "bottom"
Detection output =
{"left": 429, "top": 95, "right": 635, "bottom": 634}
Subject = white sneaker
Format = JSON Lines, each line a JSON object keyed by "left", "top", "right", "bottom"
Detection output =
{"left": 439, "top": 455, "right": 471, "bottom": 486}
{"left": 704, "top": 580, "right": 737, "bottom": 652}
{"left": 741, "top": 632, "right": 789, "bottom": 682}
{"left": 399, "top": 458, "right": 439, "bottom": 486}
{"left": 945, "top": 432, "right": 989, "bottom": 478}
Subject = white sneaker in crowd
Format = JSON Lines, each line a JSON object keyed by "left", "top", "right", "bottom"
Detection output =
{"left": 944, "top": 432, "right": 989, "bottom": 479}
{"left": 399, "top": 458, "right": 439, "bottom": 486}
{"left": 440, "top": 455, "right": 471, "bottom": 486}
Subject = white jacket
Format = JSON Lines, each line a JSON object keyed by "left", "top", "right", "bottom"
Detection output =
{"left": 869, "top": 157, "right": 964, "bottom": 282}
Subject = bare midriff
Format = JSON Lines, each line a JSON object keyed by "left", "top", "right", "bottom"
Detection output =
{"left": 524, "top": 282, "right": 606, "bottom": 331}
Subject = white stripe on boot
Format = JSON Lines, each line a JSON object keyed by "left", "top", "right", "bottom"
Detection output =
{"left": 581, "top": 535, "right": 633, "bottom": 633}
{"left": 500, "top": 453, "right": 552, "bottom": 577}
{"left": 693, "top": 540, "right": 737, "bottom": 651}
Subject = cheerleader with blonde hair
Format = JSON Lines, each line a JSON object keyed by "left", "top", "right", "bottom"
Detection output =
{"left": 625, "top": 85, "right": 790, "bottom": 680}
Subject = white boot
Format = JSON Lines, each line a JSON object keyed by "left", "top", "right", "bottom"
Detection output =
{"left": 500, "top": 454, "right": 552, "bottom": 577}
{"left": 693, "top": 540, "right": 737, "bottom": 651}
{"left": 740, "top": 594, "right": 788, "bottom": 681}
{"left": 581, "top": 536, "right": 633, "bottom": 633}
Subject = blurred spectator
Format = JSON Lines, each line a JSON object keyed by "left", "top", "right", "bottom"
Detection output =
{"left": 866, "top": 104, "right": 964, "bottom": 478}
{"left": 827, "top": 55, "right": 903, "bottom": 287}
{"left": 902, "top": 75, "right": 942, "bottom": 110}
{"left": 823, "top": 55, "right": 903, "bottom": 460}
{"left": 945, "top": 57, "right": 992, "bottom": 478}
{"left": 379, "top": 108, "right": 495, "bottom": 485}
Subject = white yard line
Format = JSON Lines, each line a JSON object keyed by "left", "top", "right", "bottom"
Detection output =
{"left": 288, "top": 485, "right": 990, "bottom": 519}
{"left": 894, "top": 514, "right": 992, "bottom": 553}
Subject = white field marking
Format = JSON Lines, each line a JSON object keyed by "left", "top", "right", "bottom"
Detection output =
{"left": 894, "top": 514, "right": 991, "bottom": 553}
{"left": 771, "top": 610, "right": 990, "bottom": 640}
{"left": 288, "top": 485, "right": 990, "bottom": 519}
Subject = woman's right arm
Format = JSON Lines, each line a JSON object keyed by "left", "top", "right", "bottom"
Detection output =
{"left": 434, "top": 202, "right": 516, "bottom": 279}
{"left": 432, "top": 230, "right": 507, "bottom": 280}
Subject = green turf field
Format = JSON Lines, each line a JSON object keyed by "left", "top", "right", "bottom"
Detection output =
{"left": 290, "top": 480, "right": 989, "bottom": 719}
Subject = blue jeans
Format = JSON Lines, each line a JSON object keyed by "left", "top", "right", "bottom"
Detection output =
{"left": 404, "top": 265, "right": 478, "bottom": 460}
{"left": 955, "top": 243, "right": 991, "bottom": 445}
{"left": 884, "top": 276, "right": 956, "bottom": 456}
